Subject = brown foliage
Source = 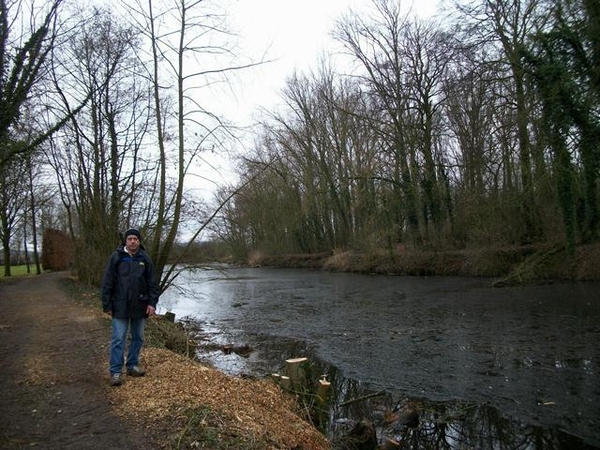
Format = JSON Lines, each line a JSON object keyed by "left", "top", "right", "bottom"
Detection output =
{"left": 252, "top": 243, "right": 600, "bottom": 283}
{"left": 41, "top": 229, "right": 74, "bottom": 271}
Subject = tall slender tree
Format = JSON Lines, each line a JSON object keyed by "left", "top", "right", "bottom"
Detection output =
{"left": 334, "top": 0, "right": 421, "bottom": 243}
{"left": 46, "top": 7, "right": 153, "bottom": 284}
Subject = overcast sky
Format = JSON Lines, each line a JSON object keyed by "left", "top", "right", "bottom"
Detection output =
{"left": 191, "top": 0, "right": 440, "bottom": 197}
{"left": 224, "top": 0, "right": 440, "bottom": 126}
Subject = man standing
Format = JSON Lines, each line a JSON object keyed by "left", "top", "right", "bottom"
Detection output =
{"left": 101, "top": 228, "right": 159, "bottom": 386}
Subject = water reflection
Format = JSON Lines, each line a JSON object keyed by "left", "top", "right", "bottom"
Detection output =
{"left": 185, "top": 328, "right": 597, "bottom": 449}
{"left": 330, "top": 377, "right": 594, "bottom": 449}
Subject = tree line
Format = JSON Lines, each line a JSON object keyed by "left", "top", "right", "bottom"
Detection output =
{"left": 214, "top": 0, "right": 599, "bottom": 263}
{"left": 0, "top": 0, "right": 258, "bottom": 285}
{"left": 0, "top": 0, "right": 598, "bottom": 284}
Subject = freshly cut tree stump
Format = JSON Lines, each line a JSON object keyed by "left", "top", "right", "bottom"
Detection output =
{"left": 280, "top": 375, "right": 291, "bottom": 390}
{"left": 285, "top": 357, "right": 308, "bottom": 390}
{"left": 317, "top": 377, "right": 331, "bottom": 402}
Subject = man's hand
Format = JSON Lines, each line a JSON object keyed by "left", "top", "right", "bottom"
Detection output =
{"left": 146, "top": 305, "right": 156, "bottom": 317}
{"left": 103, "top": 310, "right": 112, "bottom": 317}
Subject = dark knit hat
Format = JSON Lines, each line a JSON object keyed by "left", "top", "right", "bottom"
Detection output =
{"left": 124, "top": 228, "right": 141, "bottom": 240}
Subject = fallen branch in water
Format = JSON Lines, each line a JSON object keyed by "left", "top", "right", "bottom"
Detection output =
{"left": 339, "top": 390, "right": 386, "bottom": 407}
{"left": 492, "top": 244, "right": 565, "bottom": 287}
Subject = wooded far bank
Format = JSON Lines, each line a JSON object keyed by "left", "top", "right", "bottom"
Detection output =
{"left": 177, "top": 240, "right": 600, "bottom": 285}
{"left": 211, "top": 0, "right": 600, "bottom": 277}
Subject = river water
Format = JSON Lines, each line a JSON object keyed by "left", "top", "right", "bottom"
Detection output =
{"left": 159, "top": 266, "right": 600, "bottom": 449}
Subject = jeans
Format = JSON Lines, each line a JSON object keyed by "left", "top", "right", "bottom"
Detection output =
{"left": 109, "top": 317, "right": 145, "bottom": 375}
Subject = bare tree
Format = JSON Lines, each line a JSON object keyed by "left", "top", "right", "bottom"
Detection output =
{"left": 443, "top": 45, "right": 526, "bottom": 245}
{"left": 334, "top": 0, "right": 432, "bottom": 244}
{"left": 122, "top": 0, "right": 265, "bottom": 290}
{"left": 0, "top": 0, "right": 90, "bottom": 169}
{"left": 44, "top": 6, "right": 154, "bottom": 284}
{"left": 453, "top": 0, "right": 552, "bottom": 243}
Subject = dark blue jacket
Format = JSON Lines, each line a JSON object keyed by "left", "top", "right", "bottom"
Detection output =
{"left": 101, "top": 246, "right": 159, "bottom": 319}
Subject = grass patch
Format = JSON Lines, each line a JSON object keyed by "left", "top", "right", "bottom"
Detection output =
{"left": 0, "top": 264, "right": 40, "bottom": 277}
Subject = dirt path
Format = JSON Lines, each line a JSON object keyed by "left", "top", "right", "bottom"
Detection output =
{"left": 0, "top": 272, "right": 158, "bottom": 449}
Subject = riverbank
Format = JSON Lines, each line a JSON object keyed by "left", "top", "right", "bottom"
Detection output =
{"left": 247, "top": 242, "right": 600, "bottom": 283}
{"left": 0, "top": 272, "right": 329, "bottom": 450}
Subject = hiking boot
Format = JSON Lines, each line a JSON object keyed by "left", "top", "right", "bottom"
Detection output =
{"left": 127, "top": 366, "right": 146, "bottom": 377}
{"left": 110, "top": 373, "right": 123, "bottom": 386}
